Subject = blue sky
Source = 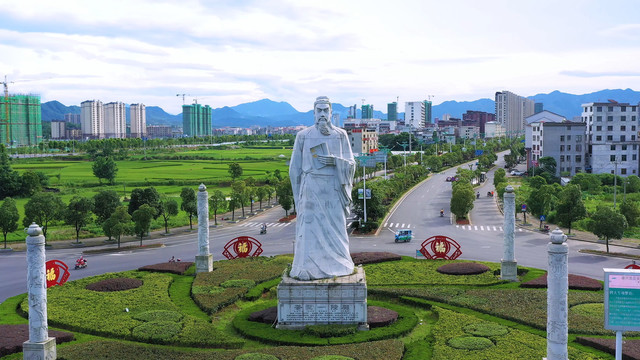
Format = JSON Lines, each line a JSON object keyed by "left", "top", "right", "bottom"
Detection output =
{"left": 1, "top": 0, "right": 639, "bottom": 114}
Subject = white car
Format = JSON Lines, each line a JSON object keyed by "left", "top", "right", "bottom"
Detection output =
{"left": 510, "top": 170, "right": 525, "bottom": 176}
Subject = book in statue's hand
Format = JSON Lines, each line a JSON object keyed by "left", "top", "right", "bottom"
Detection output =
{"left": 310, "top": 143, "right": 329, "bottom": 169}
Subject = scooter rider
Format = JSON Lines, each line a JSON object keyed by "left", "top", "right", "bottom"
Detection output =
{"left": 440, "top": 209, "right": 444, "bottom": 217}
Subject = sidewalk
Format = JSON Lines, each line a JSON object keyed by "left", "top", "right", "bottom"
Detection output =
{"left": 3, "top": 203, "right": 283, "bottom": 252}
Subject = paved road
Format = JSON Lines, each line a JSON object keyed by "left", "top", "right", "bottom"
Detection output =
{"left": 2, "top": 154, "right": 639, "bottom": 303}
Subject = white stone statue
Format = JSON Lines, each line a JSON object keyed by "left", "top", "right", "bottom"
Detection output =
{"left": 289, "top": 96, "right": 356, "bottom": 280}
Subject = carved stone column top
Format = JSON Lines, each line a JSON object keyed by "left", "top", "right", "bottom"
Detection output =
{"left": 550, "top": 229, "right": 567, "bottom": 244}
{"left": 505, "top": 185, "right": 514, "bottom": 193}
{"left": 26, "top": 223, "right": 44, "bottom": 244}
{"left": 199, "top": 183, "right": 206, "bottom": 192}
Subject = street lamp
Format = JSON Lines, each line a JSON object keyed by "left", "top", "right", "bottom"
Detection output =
{"left": 612, "top": 156, "right": 619, "bottom": 209}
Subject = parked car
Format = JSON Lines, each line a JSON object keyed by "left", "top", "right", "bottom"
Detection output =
{"left": 510, "top": 170, "right": 525, "bottom": 176}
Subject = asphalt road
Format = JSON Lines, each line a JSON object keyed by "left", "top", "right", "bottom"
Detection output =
{"left": 1, "top": 154, "right": 638, "bottom": 303}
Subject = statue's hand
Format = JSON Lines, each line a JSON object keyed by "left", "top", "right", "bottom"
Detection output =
{"left": 317, "top": 155, "right": 336, "bottom": 166}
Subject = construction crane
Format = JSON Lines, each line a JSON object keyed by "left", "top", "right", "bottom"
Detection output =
{"left": 426, "top": 95, "right": 435, "bottom": 101}
{"left": 176, "top": 93, "right": 191, "bottom": 105}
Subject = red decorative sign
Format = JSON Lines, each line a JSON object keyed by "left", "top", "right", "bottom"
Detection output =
{"left": 419, "top": 235, "right": 462, "bottom": 260}
{"left": 222, "top": 236, "right": 263, "bottom": 260}
{"left": 625, "top": 263, "right": 640, "bottom": 270}
{"left": 45, "top": 260, "right": 70, "bottom": 288}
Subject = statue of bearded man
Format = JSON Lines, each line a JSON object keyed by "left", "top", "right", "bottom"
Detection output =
{"left": 289, "top": 96, "right": 356, "bottom": 280}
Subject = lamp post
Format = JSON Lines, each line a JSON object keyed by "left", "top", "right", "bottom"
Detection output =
{"left": 613, "top": 156, "right": 619, "bottom": 209}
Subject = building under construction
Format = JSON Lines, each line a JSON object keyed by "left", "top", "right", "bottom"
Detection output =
{"left": 182, "top": 103, "right": 211, "bottom": 137}
{"left": 0, "top": 94, "right": 42, "bottom": 147}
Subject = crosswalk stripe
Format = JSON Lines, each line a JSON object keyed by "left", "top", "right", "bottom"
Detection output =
{"left": 401, "top": 223, "right": 405, "bottom": 228}
{"left": 383, "top": 222, "right": 388, "bottom": 227}
{"left": 499, "top": 226, "right": 503, "bottom": 231}
{"left": 474, "top": 225, "right": 478, "bottom": 231}
{"left": 493, "top": 226, "right": 497, "bottom": 231}
{"left": 389, "top": 223, "right": 394, "bottom": 228}
{"left": 480, "top": 226, "right": 484, "bottom": 231}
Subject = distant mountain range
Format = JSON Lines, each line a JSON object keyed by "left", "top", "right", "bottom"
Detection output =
{"left": 41, "top": 89, "right": 640, "bottom": 127}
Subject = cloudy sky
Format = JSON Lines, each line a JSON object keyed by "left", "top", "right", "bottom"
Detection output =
{"left": 1, "top": 0, "right": 639, "bottom": 114}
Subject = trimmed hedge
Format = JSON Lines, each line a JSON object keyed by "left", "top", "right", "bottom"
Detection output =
{"left": 232, "top": 300, "right": 417, "bottom": 346}
{"left": 447, "top": 336, "right": 494, "bottom": 350}
{"left": 85, "top": 277, "right": 143, "bottom": 292}
{"left": 139, "top": 261, "right": 195, "bottom": 275}
{"left": 437, "top": 262, "right": 490, "bottom": 275}
{"left": 245, "top": 278, "right": 282, "bottom": 301}
{"left": 520, "top": 273, "right": 603, "bottom": 291}
{"left": 351, "top": 252, "right": 401, "bottom": 265}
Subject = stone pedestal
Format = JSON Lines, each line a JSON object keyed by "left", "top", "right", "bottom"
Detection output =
{"left": 277, "top": 266, "right": 368, "bottom": 330}
{"left": 196, "top": 254, "right": 213, "bottom": 273}
{"left": 23, "top": 337, "right": 57, "bottom": 360}
{"left": 501, "top": 185, "right": 518, "bottom": 281}
{"left": 547, "top": 229, "right": 568, "bottom": 360}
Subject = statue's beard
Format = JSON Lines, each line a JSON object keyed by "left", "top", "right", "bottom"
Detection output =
{"left": 317, "top": 118, "right": 331, "bottom": 135}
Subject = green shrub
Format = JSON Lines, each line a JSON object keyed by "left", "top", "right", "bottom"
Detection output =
{"left": 192, "top": 285, "right": 225, "bottom": 295}
{"left": 222, "top": 279, "right": 256, "bottom": 288}
{"left": 364, "top": 259, "right": 503, "bottom": 286}
{"left": 304, "top": 324, "right": 357, "bottom": 338}
{"left": 570, "top": 303, "right": 603, "bottom": 318}
{"left": 132, "top": 310, "right": 183, "bottom": 323}
{"left": 235, "top": 353, "right": 279, "bottom": 360}
{"left": 310, "top": 356, "right": 355, "bottom": 360}
{"left": 131, "top": 321, "right": 182, "bottom": 342}
{"left": 447, "top": 336, "right": 494, "bottom": 350}
{"left": 463, "top": 322, "right": 509, "bottom": 337}
{"left": 193, "top": 287, "right": 248, "bottom": 314}
{"left": 245, "top": 278, "right": 282, "bottom": 301}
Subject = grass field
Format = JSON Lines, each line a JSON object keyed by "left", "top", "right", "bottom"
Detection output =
{"left": 2, "top": 145, "right": 292, "bottom": 244}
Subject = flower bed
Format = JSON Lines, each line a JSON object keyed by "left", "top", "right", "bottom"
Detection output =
{"left": 351, "top": 252, "right": 401, "bottom": 265}
{"left": 19, "top": 271, "right": 242, "bottom": 348}
{"left": 0, "top": 324, "right": 74, "bottom": 357}
{"left": 364, "top": 259, "right": 503, "bottom": 286}
{"left": 520, "top": 273, "right": 603, "bottom": 291}
{"left": 371, "top": 287, "right": 608, "bottom": 334}
{"left": 436, "top": 262, "right": 490, "bottom": 275}
{"left": 138, "top": 261, "right": 195, "bottom": 275}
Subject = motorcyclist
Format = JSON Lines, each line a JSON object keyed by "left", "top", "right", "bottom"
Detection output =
{"left": 476, "top": 192, "right": 480, "bottom": 199}
{"left": 440, "top": 209, "right": 444, "bottom": 217}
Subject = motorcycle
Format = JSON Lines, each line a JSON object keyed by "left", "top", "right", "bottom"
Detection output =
{"left": 487, "top": 191, "right": 493, "bottom": 197}
{"left": 541, "top": 225, "right": 550, "bottom": 233}
{"left": 440, "top": 210, "right": 444, "bottom": 217}
{"left": 168, "top": 256, "right": 181, "bottom": 263}
{"left": 260, "top": 225, "right": 267, "bottom": 234}
{"left": 74, "top": 257, "right": 87, "bottom": 270}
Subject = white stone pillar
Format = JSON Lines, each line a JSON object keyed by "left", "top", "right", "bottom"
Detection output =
{"left": 501, "top": 185, "right": 518, "bottom": 281}
{"left": 23, "top": 223, "right": 57, "bottom": 359}
{"left": 547, "top": 228, "right": 568, "bottom": 360}
{"left": 195, "top": 184, "right": 213, "bottom": 273}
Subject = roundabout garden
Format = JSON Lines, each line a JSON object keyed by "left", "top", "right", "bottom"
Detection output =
{"left": 1, "top": 253, "right": 637, "bottom": 359}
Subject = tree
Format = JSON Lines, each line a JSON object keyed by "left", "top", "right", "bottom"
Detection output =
{"left": 590, "top": 206, "right": 627, "bottom": 253}
{"left": 132, "top": 204, "right": 156, "bottom": 246}
{"left": 527, "top": 184, "right": 556, "bottom": 228}
{"left": 20, "top": 170, "right": 42, "bottom": 196}
{"left": 231, "top": 181, "right": 247, "bottom": 217}
{"left": 0, "top": 144, "right": 21, "bottom": 200}
{"left": 528, "top": 175, "right": 547, "bottom": 190}
{"left": 280, "top": 194, "right": 292, "bottom": 216}
{"left": 23, "top": 192, "right": 65, "bottom": 239}
{"left": 102, "top": 206, "right": 133, "bottom": 248}
{"left": 180, "top": 187, "right": 197, "bottom": 229}
{"left": 228, "top": 162, "right": 243, "bottom": 180}
{"left": 209, "top": 190, "right": 227, "bottom": 226}
{"left": 0, "top": 197, "right": 19, "bottom": 249}
{"left": 555, "top": 184, "right": 586, "bottom": 234}
{"left": 538, "top": 156, "right": 557, "bottom": 178}
{"left": 158, "top": 196, "right": 179, "bottom": 234}
{"left": 128, "top": 187, "right": 162, "bottom": 217}
{"left": 93, "top": 190, "right": 121, "bottom": 224}
{"left": 92, "top": 156, "right": 118, "bottom": 184}
{"left": 65, "top": 196, "right": 94, "bottom": 244}
{"left": 256, "top": 186, "right": 267, "bottom": 210}
{"left": 493, "top": 168, "right": 506, "bottom": 188}
{"left": 450, "top": 182, "right": 475, "bottom": 220}
{"left": 620, "top": 200, "right": 640, "bottom": 227}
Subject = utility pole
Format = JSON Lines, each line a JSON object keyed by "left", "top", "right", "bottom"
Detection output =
{"left": 613, "top": 157, "right": 619, "bottom": 209}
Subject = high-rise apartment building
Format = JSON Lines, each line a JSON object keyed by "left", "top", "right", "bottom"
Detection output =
{"left": 361, "top": 104, "right": 374, "bottom": 119}
{"left": 462, "top": 110, "right": 495, "bottom": 138}
{"left": 582, "top": 101, "right": 640, "bottom": 176}
{"left": 182, "top": 103, "right": 212, "bottom": 137}
{"left": 0, "top": 94, "right": 42, "bottom": 146}
{"left": 51, "top": 120, "right": 66, "bottom": 139}
{"left": 423, "top": 100, "right": 432, "bottom": 125}
{"left": 130, "top": 103, "right": 147, "bottom": 139}
{"left": 495, "top": 90, "right": 534, "bottom": 136}
{"left": 81, "top": 100, "right": 104, "bottom": 139}
{"left": 104, "top": 102, "right": 126, "bottom": 138}
{"left": 64, "top": 113, "right": 81, "bottom": 124}
{"left": 405, "top": 101, "right": 425, "bottom": 129}
{"left": 387, "top": 102, "right": 397, "bottom": 121}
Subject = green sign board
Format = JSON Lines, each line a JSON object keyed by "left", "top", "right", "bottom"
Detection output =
{"left": 604, "top": 269, "right": 640, "bottom": 331}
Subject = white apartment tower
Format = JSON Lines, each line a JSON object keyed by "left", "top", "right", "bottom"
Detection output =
{"left": 405, "top": 101, "right": 425, "bottom": 129}
{"left": 582, "top": 100, "right": 640, "bottom": 176}
{"left": 104, "top": 102, "right": 126, "bottom": 138}
{"left": 130, "top": 103, "right": 147, "bottom": 138}
{"left": 81, "top": 100, "right": 104, "bottom": 139}
{"left": 495, "top": 90, "right": 535, "bottom": 136}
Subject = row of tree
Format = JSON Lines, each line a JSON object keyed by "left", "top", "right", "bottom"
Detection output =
{"left": 0, "top": 145, "right": 50, "bottom": 200}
